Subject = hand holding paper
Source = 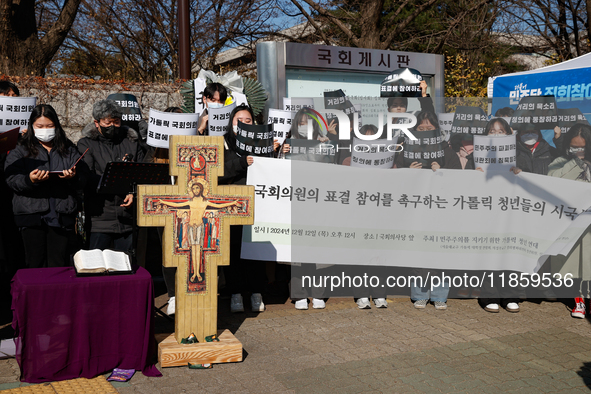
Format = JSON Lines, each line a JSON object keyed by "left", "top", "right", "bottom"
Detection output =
{"left": 59, "top": 166, "right": 76, "bottom": 179}
{"left": 30, "top": 169, "right": 49, "bottom": 183}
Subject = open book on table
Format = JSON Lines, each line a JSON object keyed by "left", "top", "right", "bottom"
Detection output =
{"left": 73, "top": 249, "right": 133, "bottom": 275}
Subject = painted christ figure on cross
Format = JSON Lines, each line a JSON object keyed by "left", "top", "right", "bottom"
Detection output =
{"left": 158, "top": 177, "right": 239, "bottom": 282}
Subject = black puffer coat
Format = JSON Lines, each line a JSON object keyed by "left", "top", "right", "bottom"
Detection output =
{"left": 4, "top": 143, "right": 83, "bottom": 228}
{"left": 516, "top": 139, "right": 558, "bottom": 175}
{"left": 77, "top": 124, "right": 145, "bottom": 234}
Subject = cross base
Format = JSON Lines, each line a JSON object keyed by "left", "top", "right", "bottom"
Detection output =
{"left": 157, "top": 330, "right": 243, "bottom": 367}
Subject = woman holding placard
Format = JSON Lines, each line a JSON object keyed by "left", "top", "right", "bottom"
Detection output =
{"left": 548, "top": 123, "right": 591, "bottom": 319}
{"left": 220, "top": 105, "right": 267, "bottom": 313}
{"left": 4, "top": 104, "right": 85, "bottom": 268}
{"left": 399, "top": 111, "right": 453, "bottom": 310}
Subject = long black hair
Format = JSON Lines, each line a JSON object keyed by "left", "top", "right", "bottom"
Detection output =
{"left": 288, "top": 107, "right": 322, "bottom": 140}
{"left": 21, "top": 104, "right": 73, "bottom": 157}
{"left": 224, "top": 105, "right": 255, "bottom": 153}
{"left": 413, "top": 111, "right": 439, "bottom": 131}
{"left": 564, "top": 123, "right": 591, "bottom": 161}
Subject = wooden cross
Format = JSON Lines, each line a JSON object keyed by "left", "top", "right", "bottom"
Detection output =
{"left": 137, "top": 136, "right": 254, "bottom": 344}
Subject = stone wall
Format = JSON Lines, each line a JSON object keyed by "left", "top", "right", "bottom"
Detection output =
{"left": 10, "top": 77, "right": 185, "bottom": 142}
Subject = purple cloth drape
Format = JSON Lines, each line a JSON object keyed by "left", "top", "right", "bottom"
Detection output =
{"left": 11, "top": 267, "right": 162, "bottom": 382}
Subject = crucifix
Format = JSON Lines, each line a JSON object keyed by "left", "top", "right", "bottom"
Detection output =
{"left": 137, "top": 135, "right": 254, "bottom": 366}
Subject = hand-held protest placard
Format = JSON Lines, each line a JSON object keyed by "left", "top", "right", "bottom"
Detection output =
{"left": 473, "top": 134, "right": 517, "bottom": 171}
{"left": 556, "top": 108, "right": 590, "bottom": 133}
{"left": 235, "top": 122, "right": 274, "bottom": 157}
{"left": 380, "top": 68, "right": 422, "bottom": 97}
{"left": 286, "top": 138, "right": 337, "bottom": 164}
{"left": 350, "top": 137, "right": 396, "bottom": 169}
{"left": 0, "top": 96, "right": 37, "bottom": 133}
{"left": 147, "top": 109, "right": 199, "bottom": 149}
{"left": 324, "top": 90, "right": 357, "bottom": 118}
{"left": 283, "top": 97, "right": 314, "bottom": 111}
{"left": 511, "top": 96, "right": 558, "bottom": 131}
{"left": 208, "top": 103, "right": 236, "bottom": 136}
{"left": 267, "top": 109, "right": 294, "bottom": 145}
{"left": 402, "top": 129, "right": 446, "bottom": 167}
{"left": 438, "top": 113, "right": 454, "bottom": 141}
{"left": 107, "top": 93, "right": 142, "bottom": 125}
{"left": 451, "top": 106, "right": 488, "bottom": 134}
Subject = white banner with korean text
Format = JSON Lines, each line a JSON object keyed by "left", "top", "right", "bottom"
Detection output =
{"left": 0, "top": 97, "right": 37, "bottom": 133}
{"left": 267, "top": 108, "right": 294, "bottom": 145}
{"left": 147, "top": 109, "right": 199, "bottom": 148}
{"left": 473, "top": 134, "right": 517, "bottom": 171}
{"left": 208, "top": 103, "right": 235, "bottom": 136}
{"left": 242, "top": 158, "right": 591, "bottom": 274}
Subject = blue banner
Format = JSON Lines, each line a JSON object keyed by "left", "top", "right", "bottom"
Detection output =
{"left": 491, "top": 68, "right": 591, "bottom": 115}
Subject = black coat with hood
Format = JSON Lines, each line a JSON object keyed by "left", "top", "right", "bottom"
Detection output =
{"left": 77, "top": 123, "right": 145, "bottom": 234}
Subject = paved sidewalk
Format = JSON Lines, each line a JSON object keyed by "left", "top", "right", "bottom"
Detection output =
{"left": 2, "top": 296, "right": 591, "bottom": 393}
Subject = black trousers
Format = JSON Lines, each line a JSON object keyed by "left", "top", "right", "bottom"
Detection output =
{"left": 21, "top": 224, "right": 70, "bottom": 268}
{"left": 224, "top": 225, "right": 267, "bottom": 295}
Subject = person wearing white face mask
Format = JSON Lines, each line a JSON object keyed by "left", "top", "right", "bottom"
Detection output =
{"left": 511, "top": 124, "right": 562, "bottom": 175}
{"left": 218, "top": 105, "right": 268, "bottom": 313}
{"left": 197, "top": 83, "right": 228, "bottom": 135}
{"left": 548, "top": 124, "right": 591, "bottom": 319}
{"left": 4, "top": 105, "right": 85, "bottom": 268}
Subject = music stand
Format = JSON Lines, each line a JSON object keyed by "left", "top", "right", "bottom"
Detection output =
{"left": 97, "top": 162, "right": 171, "bottom": 195}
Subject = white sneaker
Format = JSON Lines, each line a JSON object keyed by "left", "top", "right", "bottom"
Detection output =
{"left": 356, "top": 297, "right": 371, "bottom": 309}
{"left": 505, "top": 302, "right": 519, "bottom": 313}
{"left": 312, "top": 298, "right": 325, "bottom": 309}
{"left": 230, "top": 294, "right": 244, "bottom": 313}
{"left": 251, "top": 293, "right": 265, "bottom": 312}
{"left": 166, "top": 296, "right": 175, "bottom": 315}
{"left": 484, "top": 303, "right": 499, "bottom": 313}
{"left": 374, "top": 298, "right": 388, "bottom": 308}
{"left": 295, "top": 299, "right": 308, "bottom": 310}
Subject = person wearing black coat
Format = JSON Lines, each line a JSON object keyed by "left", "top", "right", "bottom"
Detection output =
{"left": 219, "top": 105, "right": 267, "bottom": 313}
{"left": 515, "top": 125, "right": 562, "bottom": 175}
{"left": 77, "top": 99, "right": 145, "bottom": 253}
{"left": 4, "top": 105, "right": 85, "bottom": 268}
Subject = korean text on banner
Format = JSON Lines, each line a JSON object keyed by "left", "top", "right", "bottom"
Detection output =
{"left": 0, "top": 97, "right": 37, "bottom": 133}
{"left": 350, "top": 137, "right": 396, "bottom": 169}
{"left": 147, "top": 109, "right": 199, "bottom": 149}
{"left": 473, "top": 134, "right": 517, "bottom": 171}
{"left": 267, "top": 109, "right": 294, "bottom": 145}
{"left": 208, "top": 103, "right": 236, "bottom": 136}
{"left": 242, "top": 158, "right": 591, "bottom": 274}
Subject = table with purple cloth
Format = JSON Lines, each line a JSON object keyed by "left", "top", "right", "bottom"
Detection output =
{"left": 11, "top": 266, "right": 162, "bottom": 383}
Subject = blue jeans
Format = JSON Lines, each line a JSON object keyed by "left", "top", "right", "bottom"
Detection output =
{"left": 411, "top": 277, "right": 450, "bottom": 302}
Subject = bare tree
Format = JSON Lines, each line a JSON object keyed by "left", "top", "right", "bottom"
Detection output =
{"left": 54, "top": 0, "right": 282, "bottom": 81}
{"left": 284, "top": 0, "right": 495, "bottom": 51}
{"left": 496, "top": 0, "right": 589, "bottom": 61}
{"left": 0, "top": 0, "right": 81, "bottom": 76}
